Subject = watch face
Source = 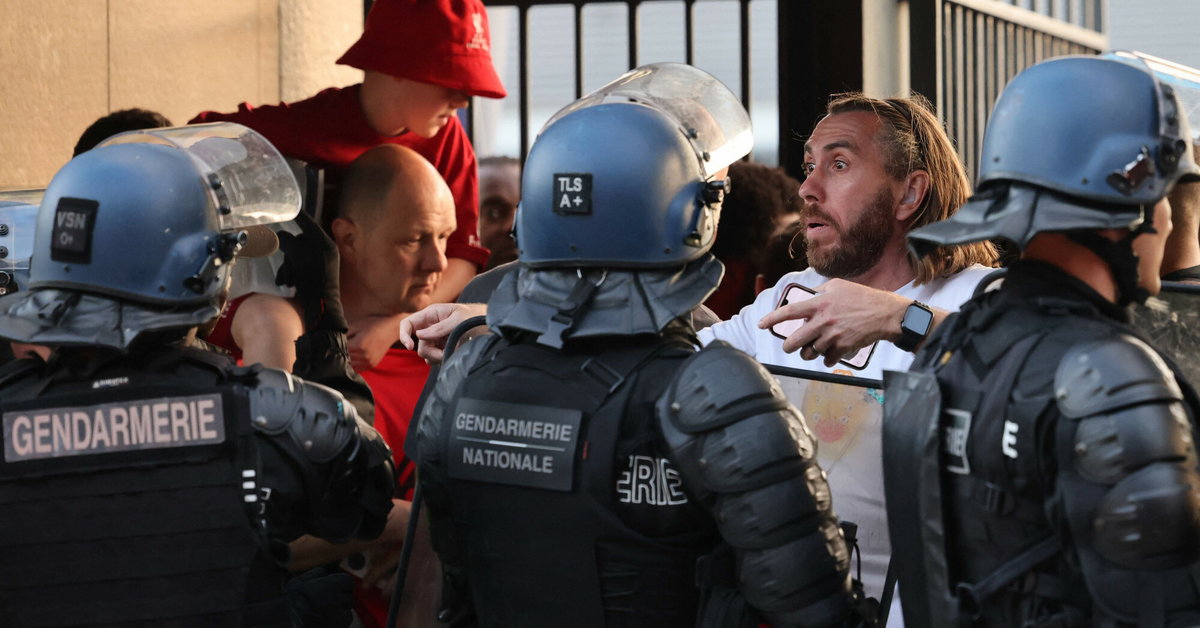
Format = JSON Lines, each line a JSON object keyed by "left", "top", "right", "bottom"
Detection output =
{"left": 903, "top": 303, "right": 934, "bottom": 333}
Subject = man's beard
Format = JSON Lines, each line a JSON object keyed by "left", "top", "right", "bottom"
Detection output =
{"left": 803, "top": 186, "right": 896, "bottom": 279}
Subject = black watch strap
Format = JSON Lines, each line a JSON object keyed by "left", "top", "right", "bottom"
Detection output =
{"left": 896, "top": 300, "right": 934, "bottom": 352}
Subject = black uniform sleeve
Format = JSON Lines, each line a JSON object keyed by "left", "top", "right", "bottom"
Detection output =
{"left": 410, "top": 335, "right": 496, "bottom": 626}
{"left": 248, "top": 367, "right": 395, "bottom": 544}
{"left": 1053, "top": 335, "right": 1200, "bottom": 624}
{"left": 655, "top": 341, "right": 856, "bottom": 627}
{"left": 279, "top": 209, "right": 378, "bottom": 426}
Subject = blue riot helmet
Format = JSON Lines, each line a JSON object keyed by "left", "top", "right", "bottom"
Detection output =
{"left": 1106, "top": 50, "right": 1200, "bottom": 144}
{"left": 910, "top": 55, "right": 1200, "bottom": 260}
{"left": 0, "top": 190, "right": 42, "bottom": 298}
{"left": 515, "top": 62, "right": 753, "bottom": 268}
{"left": 0, "top": 122, "right": 300, "bottom": 348}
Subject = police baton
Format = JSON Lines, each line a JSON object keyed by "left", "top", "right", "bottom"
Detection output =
{"left": 386, "top": 315, "right": 490, "bottom": 628}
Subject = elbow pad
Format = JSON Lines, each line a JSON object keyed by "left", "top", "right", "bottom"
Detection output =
{"left": 656, "top": 341, "right": 852, "bottom": 627}
{"left": 249, "top": 367, "right": 395, "bottom": 542}
{"left": 1056, "top": 335, "right": 1200, "bottom": 570}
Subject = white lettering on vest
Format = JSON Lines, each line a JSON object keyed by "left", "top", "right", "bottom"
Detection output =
{"left": 2, "top": 393, "right": 226, "bottom": 462}
{"left": 616, "top": 455, "right": 688, "bottom": 506}
{"left": 461, "top": 446, "right": 554, "bottom": 473}
{"left": 943, "top": 408, "right": 972, "bottom": 475}
{"left": 1002, "top": 420, "right": 1019, "bottom": 459}
{"left": 10, "top": 415, "right": 32, "bottom": 456}
{"left": 453, "top": 412, "right": 573, "bottom": 442}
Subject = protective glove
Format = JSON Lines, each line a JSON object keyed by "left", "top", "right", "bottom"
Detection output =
{"left": 275, "top": 211, "right": 376, "bottom": 425}
{"left": 284, "top": 567, "right": 356, "bottom": 628}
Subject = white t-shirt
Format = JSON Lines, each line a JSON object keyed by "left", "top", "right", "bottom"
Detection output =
{"left": 698, "top": 265, "right": 994, "bottom": 625}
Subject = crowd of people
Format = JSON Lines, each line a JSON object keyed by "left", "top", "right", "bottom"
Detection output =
{"left": 2, "top": 0, "right": 1200, "bottom": 626}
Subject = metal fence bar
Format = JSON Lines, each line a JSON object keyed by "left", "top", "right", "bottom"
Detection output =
{"left": 921, "top": 0, "right": 1105, "bottom": 181}
{"left": 627, "top": 1, "right": 638, "bottom": 68}
{"left": 476, "top": 0, "right": 787, "bottom": 165}
{"left": 684, "top": 0, "right": 694, "bottom": 65}
{"left": 574, "top": 4, "right": 584, "bottom": 99}
{"left": 739, "top": 0, "right": 751, "bottom": 107}
{"left": 518, "top": 5, "right": 530, "bottom": 158}
{"left": 471, "top": 0, "right": 1103, "bottom": 176}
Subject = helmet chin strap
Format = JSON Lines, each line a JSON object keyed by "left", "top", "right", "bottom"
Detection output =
{"left": 1063, "top": 214, "right": 1153, "bottom": 306}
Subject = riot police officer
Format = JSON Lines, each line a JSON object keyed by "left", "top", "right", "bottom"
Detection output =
{"left": 883, "top": 55, "right": 1200, "bottom": 627}
{"left": 0, "top": 124, "right": 395, "bottom": 627}
{"left": 411, "top": 63, "right": 867, "bottom": 628}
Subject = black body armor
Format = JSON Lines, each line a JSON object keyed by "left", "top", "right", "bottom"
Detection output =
{"left": 884, "top": 262, "right": 1200, "bottom": 627}
{"left": 414, "top": 324, "right": 858, "bottom": 628}
{"left": 0, "top": 345, "right": 394, "bottom": 627}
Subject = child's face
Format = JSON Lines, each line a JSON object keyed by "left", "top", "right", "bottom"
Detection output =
{"left": 369, "top": 72, "right": 470, "bottom": 138}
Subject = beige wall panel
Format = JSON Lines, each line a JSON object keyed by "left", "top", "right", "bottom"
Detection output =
{"left": 1, "top": 0, "right": 361, "bottom": 190}
{"left": 1, "top": 0, "right": 109, "bottom": 188}
{"left": 279, "top": 0, "right": 362, "bottom": 102}
{"left": 109, "top": 0, "right": 278, "bottom": 129}
{"left": 258, "top": 0, "right": 280, "bottom": 103}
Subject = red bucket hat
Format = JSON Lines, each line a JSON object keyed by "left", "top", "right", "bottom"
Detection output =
{"left": 338, "top": 0, "right": 507, "bottom": 99}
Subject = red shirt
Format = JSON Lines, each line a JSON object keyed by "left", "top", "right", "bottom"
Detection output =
{"left": 205, "top": 294, "right": 252, "bottom": 361}
{"left": 191, "top": 85, "right": 488, "bottom": 268}
{"left": 358, "top": 347, "right": 429, "bottom": 497}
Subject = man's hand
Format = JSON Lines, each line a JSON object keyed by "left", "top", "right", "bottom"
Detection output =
{"left": 398, "top": 303, "right": 488, "bottom": 364}
{"left": 757, "top": 279, "right": 912, "bottom": 366}
{"left": 348, "top": 313, "right": 406, "bottom": 371}
{"left": 287, "top": 498, "right": 411, "bottom": 574}
{"left": 361, "top": 499, "right": 414, "bottom": 591}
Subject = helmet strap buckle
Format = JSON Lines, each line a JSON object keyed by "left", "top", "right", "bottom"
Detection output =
{"left": 536, "top": 270, "right": 606, "bottom": 350}
{"left": 184, "top": 233, "right": 243, "bottom": 294}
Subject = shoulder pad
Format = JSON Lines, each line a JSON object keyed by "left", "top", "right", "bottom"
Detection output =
{"left": 654, "top": 341, "right": 852, "bottom": 623}
{"left": 654, "top": 340, "right": 819, "bottom": 505}
{"left": 659, "top": 340, "right": 789, "bottom": 434}
{"left": 1055, "top": 335, "right": 1182, "bottom": 419}
{"left": 248, "top": 367, "right": 359, "bottom": 463}
{"left": 0, "top": 357, "right": 43, "bottom": 393}
{"left": 414, "top": 334, "right": 497, "bottom": 464}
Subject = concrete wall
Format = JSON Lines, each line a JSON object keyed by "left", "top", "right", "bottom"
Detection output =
{"left": 0, "top": 0, "right": 362, "bottom": 189}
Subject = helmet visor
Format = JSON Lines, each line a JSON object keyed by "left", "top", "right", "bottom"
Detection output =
{"left": 98, "top": 122, "right": 301, "bottom": 230}
{"left": 1108, "top": 51, "right": 1200, "bottom": 142}
{"left": 542, "top": 62, "right": 753, "bottom": 179}
{"left": 0, "top": 189, "right": 41, "bottom": 294}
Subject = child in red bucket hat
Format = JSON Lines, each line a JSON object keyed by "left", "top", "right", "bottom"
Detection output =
{"left": 191, "top": 5, "right": 505, "bottom": 625}
{"left": 339, "top": 0, "right": 507, "bottom": 100}
{"left": 191, "top": 0, "right": 504, "bottom": 361}
{"left": 193, "top": 0, "right": 506, "bottom": 300}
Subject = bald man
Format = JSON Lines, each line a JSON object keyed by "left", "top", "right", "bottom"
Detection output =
{"left": 285, "top": 144, "right": 454, "bottom": 626}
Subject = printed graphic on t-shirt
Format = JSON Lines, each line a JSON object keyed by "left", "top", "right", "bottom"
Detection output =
{"left": 775, "top": 377, "right": 882, "bottom": 473}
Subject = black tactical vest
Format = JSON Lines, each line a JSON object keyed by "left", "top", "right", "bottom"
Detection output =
{"left": 0, "top": 348, "right": 290, "bottom": 627}
{"left": 420, "top": 331, "right": 722, "bottom": 628}
{"left": 934, "top": 295, "right": 1080, "bottom": 627}
{"left": 888, "top": 277, "right": 1200, "bottom": 628}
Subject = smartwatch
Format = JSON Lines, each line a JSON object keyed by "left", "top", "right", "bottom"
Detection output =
{"left": 896, "top": 300, "right": 934, "bottom": 352}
